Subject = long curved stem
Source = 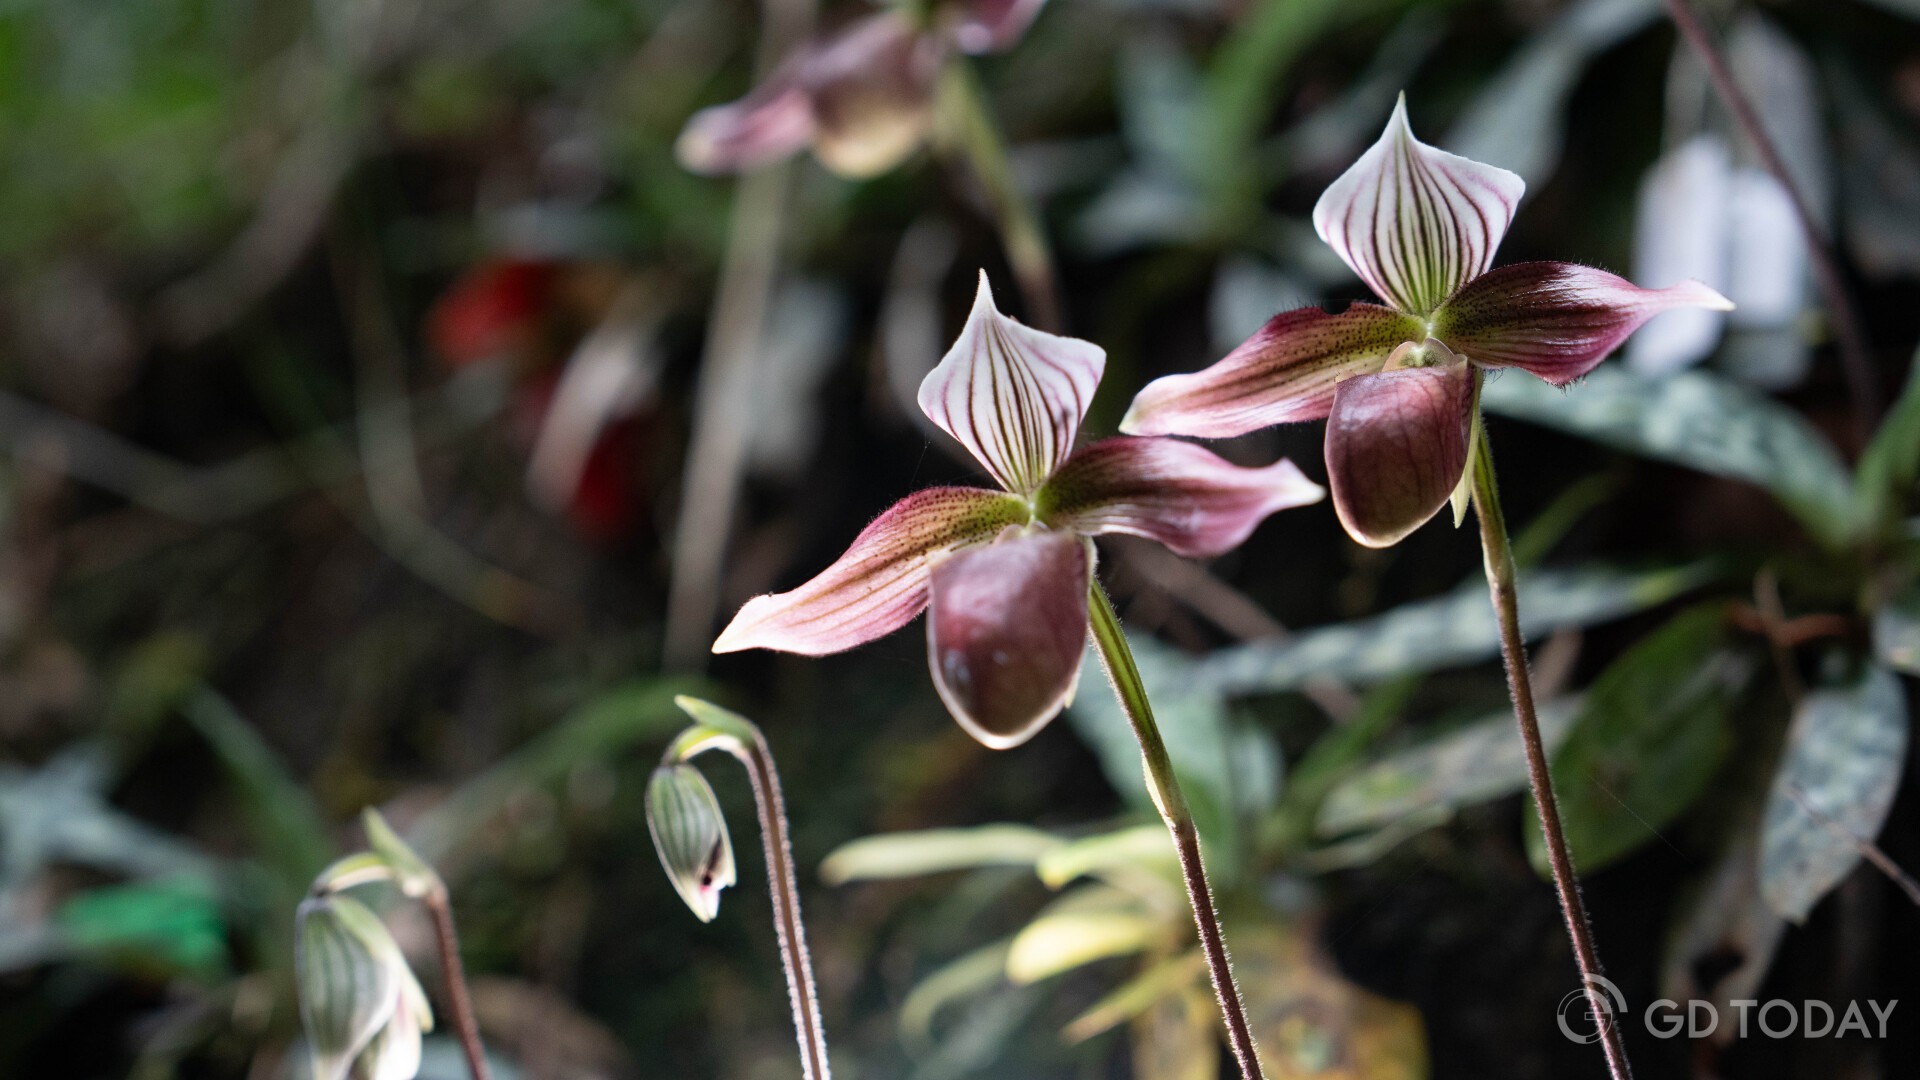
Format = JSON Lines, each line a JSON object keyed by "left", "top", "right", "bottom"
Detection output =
{"left": 1469, "top": 413, "right": 1633, "bottom": 1080}
{"left": 937, "top": 60, "right": 1063, "bottom": 332}
{"left": 721, "top": 734, "right": 832, "bottom": 1080}
{"left": 1661, "top": 0, "right": 1877, "bottom": 439}
{"left": 423, "top": 887, "right": 492, "bottom": 1080}
{"left": 1087, "top": 583, "right": 1265, "bottom": 1080}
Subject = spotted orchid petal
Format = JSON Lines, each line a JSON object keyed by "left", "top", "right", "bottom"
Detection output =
{"left": 919, "top": 272, "right": 1106, "bottom": 494}
{"left": 947, "top": 0, "right": 1050, "bottom": 54}
{"left": 1119, "top": 303, "right": 1423, "bottom": 438}
{"left": 676, "top": 14, "right": 940, "bottom": 179}
{"left": 927, "top": 528, "right": 1091, "bottom": 748}
{"left": 1433, "top": 261, "right": 1734, "bottom": 385}
{"left": 1313, "top": 96, "right": 1527, "bottom": 316}
{"left": 1325, "top": 353, "right": 1476, "bottom": 548}
{"left": 713, "top": 487, "right": 1029, "bottom": 656}
{"left": 1038, "top": 437, "right": 1324, "bottom": 558}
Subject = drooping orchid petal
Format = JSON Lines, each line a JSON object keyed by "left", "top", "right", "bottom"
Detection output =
{"left": 1313, "top": 96, "right": 1526, "bottom": 317}
{"left": 676, "top": 69, "right": 817, "bottom": 176}
{"left": 918, "top": 272, "right": 1106, "bottom": 494}
{"left": 1039, "top": 438, "right": 1325, "bottom": 558}
{"left": 1324, "top": 355, "right": 1475, "bottom": 548}
{"left": 713, "top": 487, "right": 1029, "bottom": 656}
{"left": 1120, "top": 303, "right": 1423, "bottom": 438}
{"left": 948, "top": 0, "right": 1050, "bottom": 54}
{"left": 676, "top": 14, "right": 941, "bottom": 179}
{"left": 1433, "top": 261, "right": 1733, "bottom": 386}
{"left": 804, "top": 14, "right": 944, "bottom": 178}
{"left": 926, "top": 529, "right": 1091, "bottom": 748}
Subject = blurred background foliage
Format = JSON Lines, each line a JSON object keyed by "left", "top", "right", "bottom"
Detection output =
{"left": 2, "top": 0, "right": 1920, "bottom": 1077}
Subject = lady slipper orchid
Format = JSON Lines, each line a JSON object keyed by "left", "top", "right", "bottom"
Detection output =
{"left": 677, "top": 0, "right": 1049, "bottom": 178}
{"left": 1121, "top": 97, "right": 1735, "bottom": 548}
{"left": 714, "top": 273, "right": 1323, "bottom": 748}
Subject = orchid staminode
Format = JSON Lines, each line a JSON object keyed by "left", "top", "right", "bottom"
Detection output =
{"left": 714, "top": 272, "right": 1322, "bottom": 748}
{"left": 1121, "top": 96, "right": 1734, "bottom": 548}
{"left": 677, "top": 0, "right": 1050, "bottom": 179}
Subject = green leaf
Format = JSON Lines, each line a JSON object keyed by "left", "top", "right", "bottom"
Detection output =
{"left": 898, "top": 942, "right": 1013, "bottom": 1051}
{"left": 1759, "top": 664, "right": 1909, "bottom": 922}
{"left": 182, "top": 690, "right": 331, "bottom": 892}
{"left": 1448, "top": 0, "right": 1663, "bottom": 186}
{"left": 1483, "top": 366, "right": 1855, "bottom": 549}
{"left": 1005, "top": 889, "right": 1164, "bottom": 984}
{"left": 1319, "top": 699, "right": 1581, "bottom": 837}
{"left": 1186, "top": 563, "right": 1712, "bottom": 695}
{"left": 1855, "top": 350, "right": 1920, "bottom": 536}
{"left": 55, "top": 878, "right": 228, "bottom": 979}
{"left": 1035, "top": 824, "right": 1178, "bottom": 890}
{"left": 408, "top": 678, "right": 702, "bottom": 863}
{"left": 1527, "top": 606, "right": 1752, "bottom": 873}
{"left": 1063, "top": 950, "right": 1205, "bottom": 1043}
{"left": 820, "top": 825, "right": 1062, "bottom": 885}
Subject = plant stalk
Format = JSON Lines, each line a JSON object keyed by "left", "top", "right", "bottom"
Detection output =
{"left": 1661, "top": 0, "right": 1877, "bottom": 439}
{"left": 422, "top": 886, "right": 492, "bottom": 1080}
{"left": 937, "top": 61, "right": 1063, "bottom": 332}
{"left": 1468, "top": 412, "right": 1633, "bottom": 1080}
{"left": 719, "top": 733, "right": 832, "bottom": 1080}
{"left": 1087, "top": 583, "right": 1265, "bottom": 1079}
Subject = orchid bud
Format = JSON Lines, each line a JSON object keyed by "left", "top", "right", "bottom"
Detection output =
{"left": 296, "top": 895, "right": 432, "bottom": 1080}
{"left": 361, "top": 808, "right": 441, "bottom": 900}
{"left": 646, "top": 764, "right": 737, "bottom": 922}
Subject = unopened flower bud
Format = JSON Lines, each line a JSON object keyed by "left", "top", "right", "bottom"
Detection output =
{"left": 296, "top": 896, "right": 433, "bottom": 1080}
{"left": 361, "top": 808, "right": 441, "bottom": 899}
{"left": 646, "top": 764, "right": 736, "bottom": 922}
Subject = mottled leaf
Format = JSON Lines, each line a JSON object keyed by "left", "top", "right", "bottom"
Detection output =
{"left": 1185, "top": 563, "right": 1713, "bottom": 695}
{"left": 1482, "top": 364, "right": 1855, "bottom": 549}
{"left": 1528, "top": 606, "right": 1752, "bottom": 873}
{"left": 1873, "top": 588, "right": 1920, "bottom": 676}
{"left": 1760, "top": 665, "right": 1909, "bottom": 922}
{"left": 1318, "top": 699, "right": 1580, "bottom": 837}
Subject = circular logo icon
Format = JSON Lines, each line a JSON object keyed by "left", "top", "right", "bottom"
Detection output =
{"left": 1557, "top": 975, "right": 1626, "bottom": 1044}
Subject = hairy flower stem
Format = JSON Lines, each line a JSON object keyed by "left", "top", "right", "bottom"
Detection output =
{"left": 937, "top": 61, "right": 1063, "bottom": 332}
{"left": 422, "top": 887, "right": 492, "bottom": 1080}
{"left": 1087, "top": 584, "right": 1266, "bottom": 1080}
{"left": 1468, "top": 411, "right": 1633, "bottom": 1080}
{"left": 1662, "top": 0, "right": 1877, "bottom": 439}
{"left": 710, "top": 734, "right": 832, "bottom": 1079}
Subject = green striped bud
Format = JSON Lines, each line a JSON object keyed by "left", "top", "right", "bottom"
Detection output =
{"left": 646, "top": 764, "right": 736, "bottom": 922}
{"left": 295, "top": 895, "right": 433, "bottom": 1080}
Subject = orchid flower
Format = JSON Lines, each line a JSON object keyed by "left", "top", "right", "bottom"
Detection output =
{"left": 1121, "top": 97, "right": 1734, "bottom": 548}
{"left": 677, "top": 0, "right": 1048, "bottom": 178}
{"left": 714, "top": 273, "right": 1322, "bottom": 748}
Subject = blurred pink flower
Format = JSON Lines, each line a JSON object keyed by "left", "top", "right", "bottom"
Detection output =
{"left": 714, "top": 273, "right": 1323, "bottom": 747}
{"left": 1122, "top": 97, "right": 1734, "bottom": 548}
{"left": 677, "top": 0, "right": 1050, "bottom": 178}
